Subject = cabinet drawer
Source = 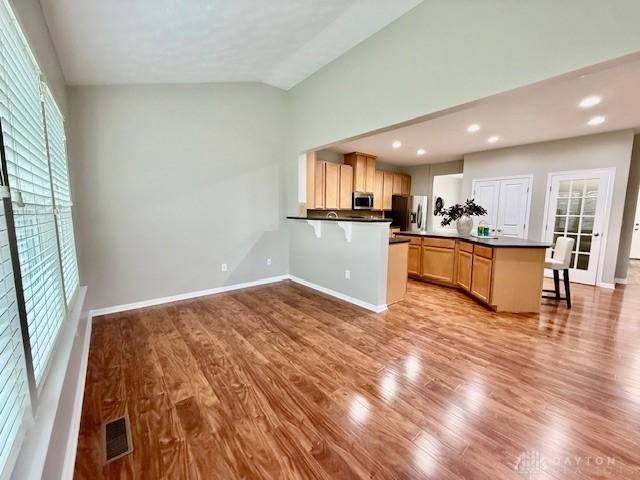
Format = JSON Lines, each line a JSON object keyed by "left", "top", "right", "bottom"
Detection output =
{"left": 396, "top": 235, "right": 422, "bottom": 246}
{"left": 423, "top": 237, "right": 456, "bottom": 249}
{"left": 457, "top": 241, "right": 473, "bottom": 253}
{"left": 474, "top": 245, "right": 494, "bottom": 259}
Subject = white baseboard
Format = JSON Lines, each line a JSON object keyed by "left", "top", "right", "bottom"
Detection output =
{"left": 596, "top": 281, "right": 616, "bottom": 289}
{"left": 90, "top": 275, "right": 290, "bottom": 317}
{"left": 288, "top": 275, "right": 387, "bottom": 313}
{"left": 615, "top": 277, "right": 628, "bottom": 285}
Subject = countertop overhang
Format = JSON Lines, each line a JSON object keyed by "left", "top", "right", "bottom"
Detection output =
{"left": 397, "top": 230, "right": 551, "bottom": 248}
{"left": 287, "top": 216, "right": 392, "bottom": 223}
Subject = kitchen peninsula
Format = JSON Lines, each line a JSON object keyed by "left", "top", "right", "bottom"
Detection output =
{"left": 396, "top": 231, "right": 551, "bottom": 313}
{"left": 287, "top": 216, "right": 409, "bottom": 311}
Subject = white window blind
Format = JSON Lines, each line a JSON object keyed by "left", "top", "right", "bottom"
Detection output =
{"left": 0, "top": 0, "right": 65, "bottom": 386}
{"left": 0, "top": 202, "right": 28, "bottom": 479}
{"left": 43, "top": 86, "right": 78, "bottom": 304}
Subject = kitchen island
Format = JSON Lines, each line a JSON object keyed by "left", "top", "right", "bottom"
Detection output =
{"left": 396, "top": 231, "right": 551, "bottom": 313}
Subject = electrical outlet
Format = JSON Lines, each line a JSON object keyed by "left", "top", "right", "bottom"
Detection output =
{"left": 221, "top": 263, "right": 228, "bottom": 272}
{"left": 267, "top": 258, "right": 272, "bottom": 266}
{"left": 345, "top": 269, "right": 351, "bottom": 280}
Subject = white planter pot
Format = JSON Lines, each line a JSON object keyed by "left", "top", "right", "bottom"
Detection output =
{"left": 456, "top": 215, "right": 473, "bottom": 236}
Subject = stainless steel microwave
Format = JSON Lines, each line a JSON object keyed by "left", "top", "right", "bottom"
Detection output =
{"left": 353, "top": 191, "right": 374, "bottom": 210}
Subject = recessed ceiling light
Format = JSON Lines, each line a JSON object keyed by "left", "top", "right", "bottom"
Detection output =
{"left": 579, "top": 96, "right": 601, "bottom": 109}
{"left": 487, "top": 136, "right": 500, "bottom": 144}
{"left": 417, "top": 148, "right": 426, "bottom": 156}
{"left": 392, "top": 141, "right": 402, "bottom": 149}
{"left": 467, "top": 124, "right": 481, "bottom": 133}
{"left": 587, "top": 115, "right": 606, "bottom": 126}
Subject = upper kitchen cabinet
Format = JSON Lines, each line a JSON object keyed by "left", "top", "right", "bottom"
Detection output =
{"left": 382, "top": 172, "right": 394, "bottom": 210}
{"left": 324, "top": 162, "right": 340, "bottom": 210}
{"left": 344, "top": 152, "right": 376, "bottom": 193}
{"left": 373, "top": 170, "right": 384, "bottom": 210}
{"left": 393, "top": 174, "right": 402, "bottom": 195}
{"left": 401, "top": 174, "right": 411, "bottom": 195}
{"left": 339, "top": 164, "right": 353, "bottom": 209}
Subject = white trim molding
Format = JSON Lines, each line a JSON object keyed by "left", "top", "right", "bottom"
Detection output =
{"left": 288, "top": 275, "right": 387, "bottom": 313}
{"left": 615, "top": 277, "right": 628, "bottom": 285}
{"left": 90, "top": 275, "right": 290, "bottom": 317}
{"left": 596, "top": 282, "right": 616, "bottom": 289}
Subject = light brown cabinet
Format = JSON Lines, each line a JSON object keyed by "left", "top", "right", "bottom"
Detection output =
{"left": 339, "top": 164, "right": 353, "bottom": 209}
{"left": 401, "top": 175, "right": 411, "bottom": 195}
{"left": 373, "top": 170, "right": 384, "bottom": 210}
{"left": 407, "top": 245, "right": 421, "bottom": 276}
{"left": 382, "top": 172, "right": 394, "bottom": 210}
{"left": 456, "top": 249, "right": 473, "bottom": 291}
{"left": 314, "top": 161, "right": 325, "bottom": 209}
{"left": 344, "top": 152, "right": 376, "bottom": 193}
{"left": 421, "top": 238, "right": 456, "bottom": 284}
{"left": 306, "top": 152, "right": 316, "bottom": 209}
{"left": 392, "top": 174, "right": 402, "bottom": 195}
{"left": 324, "top": 162, "right": 340, "bottom": 209}
{"left": 396, "top": 235, "right": 545, "bottom": 313}
{"left": 471, "top": 253, "right": 493, "bottom": 303}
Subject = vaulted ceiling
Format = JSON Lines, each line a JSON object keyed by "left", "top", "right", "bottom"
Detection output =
{"left": 39, "top": 0, "right": 422, "bottom": 89}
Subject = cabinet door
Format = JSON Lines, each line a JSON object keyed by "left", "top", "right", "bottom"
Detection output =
{"left": 353, "top": 155, "right": 366, "bottom": 192}
{"left": 393, "top": 174, "right": 402, "bottom": 195}
{"left": 365, "top": 156, "right": 376, "bottom": 193}
{"left": 422, "top": 246, "right": 455, "bottom": 284}
{"left": 383, "top": 172, "right": 394, "bottom": 210}
{"left": 408, "top": 245, "right": 421, "bottom": 276}
{"left": 339, "top": 164, "right": 353, "bottom": 210}
{"left": 306, "top": 152, "right": 316, "bottom": 209}
{"left": 456, "top": 250, "right": 473, "bottom": 291}
{"left": 324, "top": 162, "right": 339, "bottom": 209}
{"left": 314, "top": 161, "right": 325, "bottom": 209}
{"left": 373, "top": 170, "right": 384, "bottom": 210}
{"left": 471, "top": 254, "right": 493, "bottom": 303}
{"left": 401, "top": 175, "right": 411, "bottom": 195}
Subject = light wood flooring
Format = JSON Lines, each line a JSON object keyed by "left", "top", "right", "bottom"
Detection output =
{"left": 74, "top": 279, "right": 640, "bottom": 479}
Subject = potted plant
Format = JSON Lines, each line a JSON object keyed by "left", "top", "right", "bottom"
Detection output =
{"left": 436, "top": 199, "right": 487, "bottom": 236}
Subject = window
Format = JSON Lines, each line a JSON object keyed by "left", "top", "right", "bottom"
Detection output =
{"left": 0, "top": 202, "right": 28, "bottom": 479}
{"left": 0, "top": 0, "right": 80, "bottom": 476}
{"left": 0, "top": 0, "right": 66, "bottom": 387}
{"left": 43, "top": 86, "right": 78, "bottom": 304}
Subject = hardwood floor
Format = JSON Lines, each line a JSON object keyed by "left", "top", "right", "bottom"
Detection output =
{"left": 74, "top": 279, "right": 640, "bottom": 479}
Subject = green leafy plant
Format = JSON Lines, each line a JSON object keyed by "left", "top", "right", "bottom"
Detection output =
{"left": 437, "top": 199, "right": 487, "bottom": 226}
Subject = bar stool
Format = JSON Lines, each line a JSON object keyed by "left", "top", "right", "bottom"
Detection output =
{"left": 542, "top": 237, "right": 575, "bottom": 308}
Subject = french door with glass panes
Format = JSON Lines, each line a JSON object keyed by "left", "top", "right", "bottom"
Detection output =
{"left": 544, "top": 169, "right": 612, "bottom": 285}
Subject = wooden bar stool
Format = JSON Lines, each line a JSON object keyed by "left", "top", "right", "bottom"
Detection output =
{"left": 542, "top": 237, "right": 575, "bottom": 308}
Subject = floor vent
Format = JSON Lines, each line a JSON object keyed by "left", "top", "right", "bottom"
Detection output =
{"left": 103, "top": 415, "right": 132, "bottom": 464}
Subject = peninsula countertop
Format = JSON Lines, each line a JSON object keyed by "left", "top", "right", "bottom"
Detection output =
{"left": 396, "top": 230, "right": 551, "bottom": 248}
{"left": 286, "top": 216, "right": 392, "bottom": 223}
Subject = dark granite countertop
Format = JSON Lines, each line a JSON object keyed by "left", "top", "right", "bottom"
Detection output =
{"left": 287, "top": 216, "right": 391, "bottom": 223}
{"left": 396, "top": 230, "right": 551, "bottom": 248}
{"left": 389, "top": 237, "right": 411, "bottom": 245}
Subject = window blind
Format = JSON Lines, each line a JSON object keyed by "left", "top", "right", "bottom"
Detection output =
{"left": 43, "top": 86, "right": 78, "bottom": 304}
{"left": 0, "top": 0, "right": 65, "bottom": 386}
{"left": 0, "top": 202, "right": 28, "bottom": 479}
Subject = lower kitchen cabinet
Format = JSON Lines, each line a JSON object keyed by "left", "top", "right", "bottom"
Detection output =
{"left": 407, "top": 245, "right": 421, "bottom": 277}
{"left": 456, "top": 249, "right": 473, "bottom": 291}
{"left": 421, "top": 246, "right": 455, "bottom": 284}
{"left": 470, "top": 254, "right": 493, "bottom": 303}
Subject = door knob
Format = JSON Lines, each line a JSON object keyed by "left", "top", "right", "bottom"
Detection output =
{"left": 593, "top": 233, "right": 600, "bottom": 237}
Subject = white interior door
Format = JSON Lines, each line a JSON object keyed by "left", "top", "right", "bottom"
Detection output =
{"left": 472, "top": 180, "right": 499, "bottom": 228}
{"left": 497, "top": 177, "right": 531, "bottom": 238}
{"left": 630, "top": 188, "right": 640, "bottom": 259}
{"left": 544, "top": 170, "right": 611, "bottom": 285}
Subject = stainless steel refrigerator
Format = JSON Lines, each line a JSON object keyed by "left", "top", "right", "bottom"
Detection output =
{"left": 391, "top": 195, "right": 429, "bottom": 231}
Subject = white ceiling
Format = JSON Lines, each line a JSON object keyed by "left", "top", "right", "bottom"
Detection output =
{"left": 39, "top": 0, "right": 422, "bottom": 89}
{"left": 331, "top": 57, "right": 640, "bottom": 165}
